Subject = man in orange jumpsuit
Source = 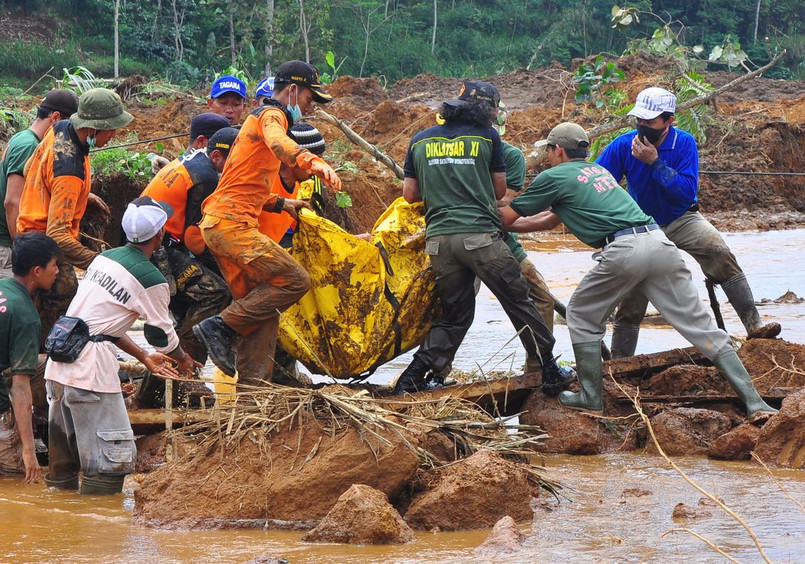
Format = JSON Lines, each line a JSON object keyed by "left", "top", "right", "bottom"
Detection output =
{"left": 193, "top": 60, "right": 341, "bottom": 388}
{"left": 17, "top": 88, "right": 133, "bottom": 344}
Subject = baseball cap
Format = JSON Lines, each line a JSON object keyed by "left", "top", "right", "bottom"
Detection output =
{"left": 255, "top": 77, "right": 275, "bottom": 98}
{"left": 210, "top": 75, "right": 247, "bottom": 99}
{"left": 274, "top": 60, "right": 332, "bottom": 103}
{"left": 627, "top": 87, "right": 676, "bottom": 120}
{"left": 207, "top": 127, "right": 239, "bottom": 156}
{"left": 40, "top": 89, "right": 79, "bottom": 117}
{"left": 289, "top": 122, "right": 325, "bottom": 155}
{"left": 122, "top": 196, "right": 174, "bottom": 243}
{"left": 70, "top": 88, "right": 133, "bottom": 131}
{"left": 537, "top": 122, "right": 590, "bottom": 150}
{"left": 189, "top": 112, "right": 230, "bottom": 140}
{"left": 444, "top": 81, "right": 500, "bottom": 109}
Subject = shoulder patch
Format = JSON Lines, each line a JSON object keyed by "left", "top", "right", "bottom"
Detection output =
{"left": 51, "top": 122, "right": 86, "bottom": 180}
{"left": 102, "top": 246, "right": 167, "bottom": 289}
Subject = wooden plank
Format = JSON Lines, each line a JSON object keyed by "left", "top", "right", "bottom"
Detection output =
{"left": 602, "top": 346, "right": 707, "bottom": 379}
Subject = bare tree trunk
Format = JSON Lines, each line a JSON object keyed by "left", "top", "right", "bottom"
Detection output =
{"left": 753, "top": 0, "right": 761, "bottom": 43}
{"left": 152, "top": 0, "right": 162, "bottom": 41}
{"left": 114, "top": 0, "right": 120, "bottom": 77}
{"left": 229, "top": 7, "right": 236, "bottom": 67}
{"left": 431, "top": 0, "right": 437, "bottom": 55}
{"left": 265, "top": 0, "right": 275, "bottom": 75}
{"left": 171, "top": 0, "right": 185, "bottom": 62}
{"left": 298, "top": 0, "right": 310, "bottom": 63}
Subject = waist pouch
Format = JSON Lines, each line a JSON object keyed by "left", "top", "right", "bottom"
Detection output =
{"left": 45, "top": 316, "right": 118, "bottom": 363}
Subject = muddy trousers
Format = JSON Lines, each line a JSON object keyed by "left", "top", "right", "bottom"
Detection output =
{"left": 201, "top": 217, "right": 311, "bottom": 388}
{"left": 45, "top": 381, "right": 135, "bottom": 493}
{"left": 611, "top": 211, "right": 747, "bottom": 356}
{"left": 34, "top": 259, "right": 79, "bottom": 350}
{"left": 520, "top": 256, "right": 555, "bottom": 333}
{"left": 412, "top": 232, "right": 555, "bottom": 374}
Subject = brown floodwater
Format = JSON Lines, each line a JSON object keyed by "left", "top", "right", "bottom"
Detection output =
{"left": 1, "top": 229, "right": 803, "bottom": 563}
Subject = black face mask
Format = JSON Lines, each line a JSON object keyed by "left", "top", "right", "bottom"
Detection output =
{"left": 636, "top": 124, "right": 665, "bottom": 144}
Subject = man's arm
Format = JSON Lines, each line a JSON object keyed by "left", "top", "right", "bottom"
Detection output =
{"left": 403, "top": 177, "right": 421, "bottom": 203}
{"left": 45, "top": 176, "right": 97, "bottom": 269}
{"left": 9, "top": 375, "right": 40, "bottom": 483}
{"left": 4, "top": 174, "right": 25, "bottom": 239}
{"left": 492, "top": 171, "right": 507, "bottom": 200}
{"left": 501, "top": 208, "right": 561, "bottom": 233}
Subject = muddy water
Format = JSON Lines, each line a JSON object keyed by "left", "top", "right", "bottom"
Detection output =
{"left": 1, "top": 229, "right": 803, "bottom": 563}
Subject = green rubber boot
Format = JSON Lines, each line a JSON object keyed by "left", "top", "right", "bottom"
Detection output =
{"left": 610, "top": 323, "right": 640, "bottom": 358}
{"left": 79, "top": 475, "right": 125, "bottom": 495}
{"left": 713, "top": 349, "right": 777, "bottom": 417}
{"left": 558, "top": 341, "right": 604, "bottom": 414}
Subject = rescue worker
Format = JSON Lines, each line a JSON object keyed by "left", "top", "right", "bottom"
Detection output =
{"left": 596, "top": 87, "right": 780, "bottom": 357}
{"left": 17, "top": 88, "right": 133, "bottom": 346}
{"left": 45, "top": 196, "right": 200, "bottom": 494}
{"left": 0, "top": 233, "right": 61, "bottom": 482}
{"left": 499, "top": 122, "right": 776, "bottom": 419}
{"left": 207, "top": 75, "right": 248, "bottom": 125}
{"left": 193, "top": 60, "right": 341, "bottom": 389}
{"left": 254, "top": 77, "right": 275, "bottom": 107}
{"left": 1, "top": 89, "right": 78, "bottom": 278}
{"left": 395, "top": 81, "right": 573, "bottom": 395}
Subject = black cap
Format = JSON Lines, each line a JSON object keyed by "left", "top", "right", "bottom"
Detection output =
{"left": 444, "top": 81, "right": 500, "bottom": 109}
{"left": 207, "top": 127, "right": 239, "bottom": 155}
{"left": 189, "top": 113, "right": 231, "bottom": 140}
{"left": 40, "top": 89, "right": 79, "bottom": 117}
{"left": 274, "top": 60, "right": 332, "bottom": 103}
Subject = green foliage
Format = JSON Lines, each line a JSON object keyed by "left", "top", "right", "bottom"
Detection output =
{"left": 90, "top": 147, "right": 152, "bottom": 183}
{"left": 573, "top": 56, "right": 626, "bottom": 109}
{"left": 672, "top": 71, "right": 713, "bottom": 143}
{"left": 334, "top": 190, "right": 353, "bottom": 208}
{"left": 60, "top": 66, "right": 104, "bottom": 94}
{"left": 0, "top": 40, "right": 81, "bottom": 86}
{"left": 319, "top": 51, "right": 347, "bottom": 84}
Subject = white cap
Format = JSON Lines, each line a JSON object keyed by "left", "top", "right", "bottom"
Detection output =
{"left": 122, "top": 196, "right": 173, "bottom": 243}
{"left": 627, "top": 87, "right": 676, "bottom": 120}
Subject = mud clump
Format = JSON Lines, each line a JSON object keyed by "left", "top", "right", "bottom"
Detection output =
{"left": 404, "top": 450, "right": 538, "bottom": 531}
{"left": 649, "top": 408, "right": 733, "bottom": 456}
{"left": 473, "top": 515, "right": 528, "bottom": 556}
{"left": 708, "top": 423, "right": 762, "bottom": 461}
{"left": 754, "top": 387, "right": 805, "bottom": 468}
{"left": 302, "top": 484, "right": 416, "bottom": 544}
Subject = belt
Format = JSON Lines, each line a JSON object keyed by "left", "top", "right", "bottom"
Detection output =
{"left": 604, "top": 223, "right": 659, "bottom": 246}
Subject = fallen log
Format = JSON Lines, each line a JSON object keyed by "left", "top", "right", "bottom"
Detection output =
{"left": 602, "top": 346, "right": 707, "bottom": 379}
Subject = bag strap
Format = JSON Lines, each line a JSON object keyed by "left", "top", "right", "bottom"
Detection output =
{"left": 88, "top": 334, "right": 120, "bottom": 343}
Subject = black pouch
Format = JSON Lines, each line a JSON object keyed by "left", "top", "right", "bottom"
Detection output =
{"left": 45, "top": 316, "right": 92, "bottom": 363}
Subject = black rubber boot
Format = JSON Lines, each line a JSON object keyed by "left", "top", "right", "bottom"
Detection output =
{"left": 540, "top": 355, "right": 577, "bottom": 396}
{"left": 193, "top": 315, "right": 237, "bottom": 377}
{"left": 79, "top": 475, "right": 125, "bottom": 495}
{"left": 610, "top": 323, "right": 640, "bottom": 358}
{"left": 393, "top": 357, "right": 430, "bottom": 395}
{"left": 44, "top": 473, "right": 79, "bottom": 490}
{"left": 721, "top": 273, "right": 782, "bottom": 339}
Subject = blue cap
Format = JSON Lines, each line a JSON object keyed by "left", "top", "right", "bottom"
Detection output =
{"left": 255, "top": 77, "right": 275, "bottom": 98}
{"left": 210, "top": 75, "right": 247, "bottom": 99}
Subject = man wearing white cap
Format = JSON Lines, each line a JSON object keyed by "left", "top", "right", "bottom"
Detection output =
{"left": 596, "top": 87, "right": 780, "bottom": 358}
{"left": 44, "top": 196, "right": 200, "bottom": 495}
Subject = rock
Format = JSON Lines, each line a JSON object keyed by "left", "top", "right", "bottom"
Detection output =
{"left": 672, "top": 502, "right": 712, "bottom": 520}
{"left": 302, "top": 484, "right": 416, "bottom": 544}
{"left": 404, "top": 450, "right": 537, "bottom": 531}
{"left": 708, "top": 423, "right": 761, "bottom": 460}
{"left": 738, "top": 340, "right": 805, "bottom": 394}
{"left": 754, "top": 387, "right": 805, "bottom": 468}
{"left": 242, "top": 555, "right": 288, "bottom": 564}
{"left": 473, "top": 516, "right": 527, "bottom": 556}
{"left": 645, "top": 365, "right": 727, "bottom": 396}
{"left": 520, "top": 388, "right": 623, "bottom": 454}
{"left": 649, "top": 408, "right": 733, "bottom": 456}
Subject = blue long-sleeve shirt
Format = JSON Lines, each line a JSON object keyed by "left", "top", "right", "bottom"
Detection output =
{"left": 595, "top": 126, "right": 699, "bottom": 225}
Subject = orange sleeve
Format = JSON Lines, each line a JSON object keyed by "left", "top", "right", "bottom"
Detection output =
{"left": 183, "top": 225, "right": 206, "bottom": 255}
{"left": 45, "top": 176, "right": 97, "bottom": 269}
{"left": 260, "top": 110, "right": 308, "bottom": 167}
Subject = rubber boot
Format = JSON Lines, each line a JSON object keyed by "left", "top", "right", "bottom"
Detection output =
{"left": 610, "top": 323, "right": 640, "bottom": 358}
{"left": 44, "top": 473, "right": 79, "bottom": 490}
{"left": 79, "top": 474, "right": 125, "bottom": 495}
{"left": 193, "top": 315, "right": 237, "bottom": 376}
{"left": 539, "top": 356, "right": 577, "bottom": 396}
{"left": 713, "top": 349, "right": 777, "bottom": 417}
{"left": 393, "top": 356, "right": 430, "bottom": 395}
{"left": 721, "top": 273, "right": 781, "bottom": 339}
{"left": 558, "top": 341, "right": 604, "bottom": 413}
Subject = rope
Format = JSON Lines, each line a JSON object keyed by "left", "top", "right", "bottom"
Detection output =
{"left": 89, "top": 133, "right": 188, "bottom": 153}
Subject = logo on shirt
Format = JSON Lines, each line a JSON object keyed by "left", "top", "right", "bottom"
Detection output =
{"left": 577, "top": 165, "right": 619, "bottom": 193}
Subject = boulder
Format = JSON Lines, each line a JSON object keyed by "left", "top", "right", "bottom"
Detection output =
{"left": 672, "top": 502, "right": 713, "bottom": 521}
{"left": 708, "top": 423, "right": 761, "bottom": 460}
{"left": 473, "top": 516, "right": 527, "bottom": 556}
{"left": 302, "top": 484, "right": 416, "bottom": 544}
{"left": 649, "top": 408, "right": 733, "bottom": 456}
{"left": 754, "top": 387, "right": 805, "bottom": 468}
{"left": 404, "top": 450, "right": 537, "bottom": 531}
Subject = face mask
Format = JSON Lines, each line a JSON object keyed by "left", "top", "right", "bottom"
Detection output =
{"left": 287, "top": 86, "right": 302, "bottom": 123}
{"left": 87, "top": 132, "right": 97, "bottom": 148}
{"left": 636, "top": 124, "right": 665, "bottom": 144}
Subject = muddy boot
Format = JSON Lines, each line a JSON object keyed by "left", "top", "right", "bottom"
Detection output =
{"left": 610, "top": 323, "right": 640, "bottom": 358}
{"left": 538, "top": 355, "right": 577, "bottom": 396}
{"left": 713, "top": 349, "right": 777, "bottom": 417}
{"left": 558, "top": 341, "right": 604, "bottom": 413}
{"left": 44, "top": 473, "right": 79, "bottom": 490}
{"left": 79, "top": 474, "right": 125, "bottom": 495}
{"left": 721, "top": 273, "right": 781, "bottom": 339}
{"left": 393, "top": 357, "right": 430, "bottom": 395}
{"left": 193, "top": 315, "right": 237, "bottom": 377}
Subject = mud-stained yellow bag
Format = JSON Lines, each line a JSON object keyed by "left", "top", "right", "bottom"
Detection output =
{"left": 277, "top": 197, "right": 437, "bottom": 378}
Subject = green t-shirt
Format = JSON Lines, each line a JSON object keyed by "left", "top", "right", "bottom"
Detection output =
{"left": 0, "top": 129, "right": 41, "bottom": 247}
{"left": 0, "top": 277, "right": 40, "bottom": 412}
{"left": 510, "top": 159, "right": 654, "bottom": 249}
{"left": 501, "top": 141, "right": 528, "bottom": 262}
{"left": 403, "top": 122, "right": 506, "bottom": 237}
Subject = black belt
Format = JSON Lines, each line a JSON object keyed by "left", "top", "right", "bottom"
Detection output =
{"left": 89, "top": 334, "right": 120, "bottom": 343}
{"left": 604, "top": 223, "right": 660, "bottom": 246}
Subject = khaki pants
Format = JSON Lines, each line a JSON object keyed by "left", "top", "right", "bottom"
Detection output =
{"left": 0, "top": 245, "right": 12, "bottom": 279}
{"left": 0, "top": 411, "right": 24, "bottom": 475}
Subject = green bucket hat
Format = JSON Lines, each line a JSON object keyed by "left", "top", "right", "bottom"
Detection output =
{"left": 70, "top": 88, "right": 133, "bottom": 131}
